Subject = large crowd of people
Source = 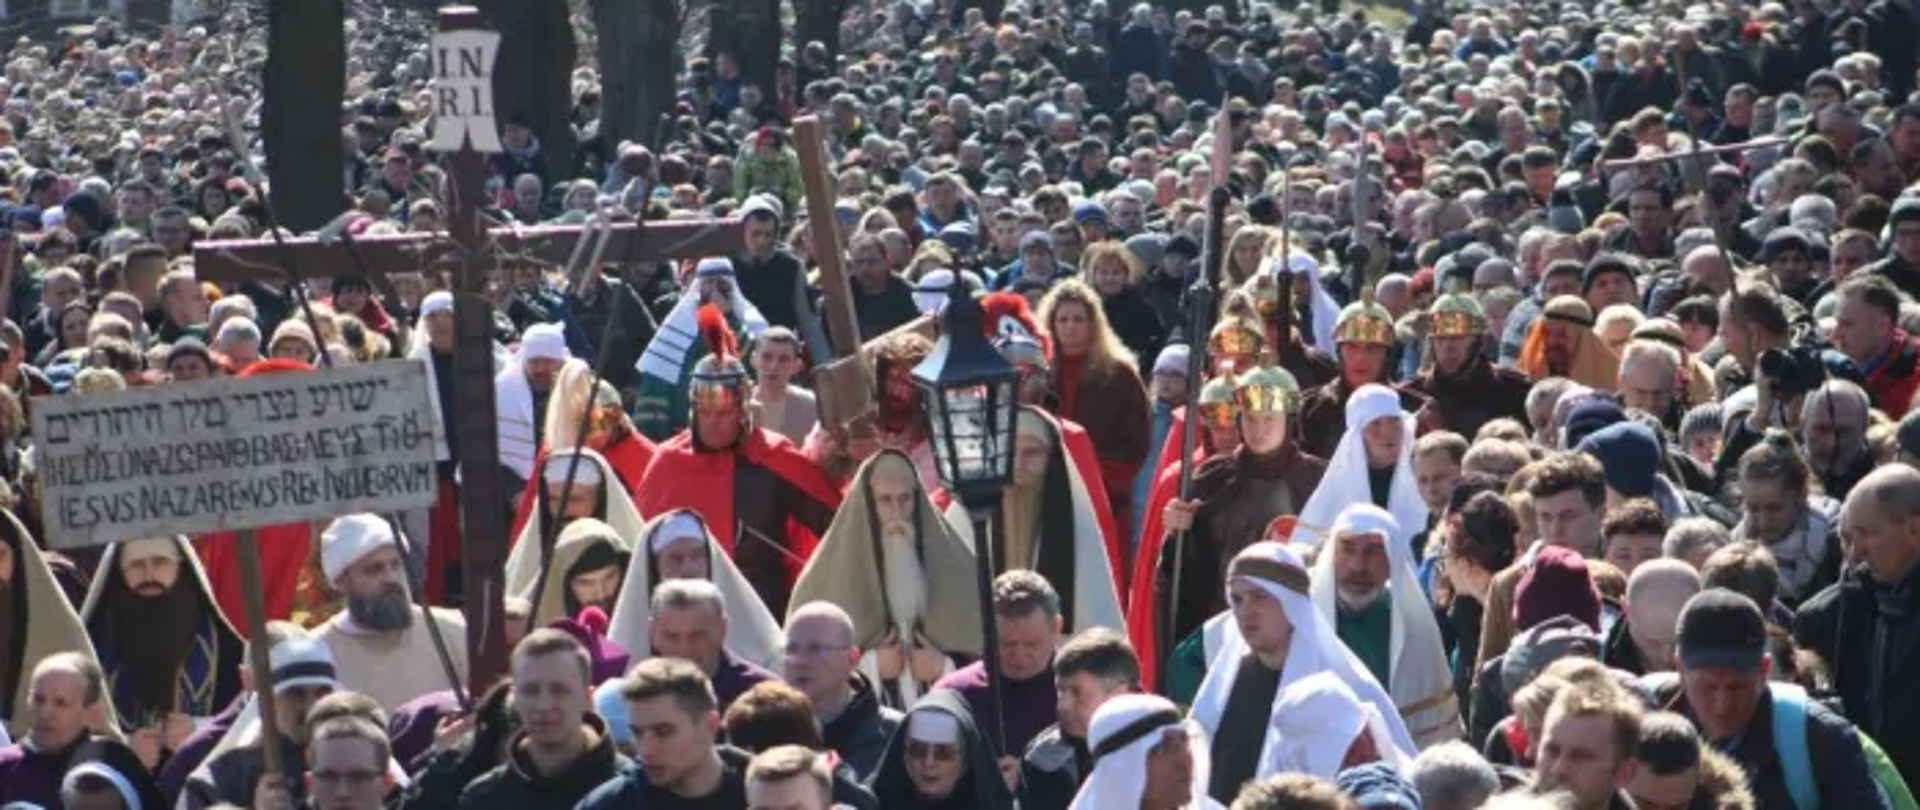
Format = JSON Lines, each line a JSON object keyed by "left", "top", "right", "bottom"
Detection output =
{"left": 0, "top": 0, "right": 1916, "bottom": 808}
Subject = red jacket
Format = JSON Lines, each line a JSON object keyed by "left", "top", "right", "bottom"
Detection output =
{"left": 1863, "top": 330, "right": 1920, "bottom": 418}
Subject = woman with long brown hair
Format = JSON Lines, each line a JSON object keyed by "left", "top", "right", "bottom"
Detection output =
{"left": 1039, "top": 278, "right": 1151, "bottom": 538}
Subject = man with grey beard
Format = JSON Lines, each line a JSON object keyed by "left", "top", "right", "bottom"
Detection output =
{"left": 312, "top": 514, "right": 468, "bottom": 711}
{"left": 788, "top": 451, "right": 981, "bottom": 708}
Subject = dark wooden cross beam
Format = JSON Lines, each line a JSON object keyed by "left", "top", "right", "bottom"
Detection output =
{"left": 191, "top": 5, "right": 741, "bottom": 694}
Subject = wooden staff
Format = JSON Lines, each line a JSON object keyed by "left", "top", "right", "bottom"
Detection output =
{"left": 237, "top": 529, "right": 283, "bottom": 776}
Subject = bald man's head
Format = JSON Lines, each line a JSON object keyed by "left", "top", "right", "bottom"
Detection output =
{"left": 1626, "top": 558, "right": 1701, "bottom": 665}
{"left": 786, "top": 601, "right": 855, "bottom": 646}
{"left": 1842, "top": 465, "right": 1920, "bottom": 584}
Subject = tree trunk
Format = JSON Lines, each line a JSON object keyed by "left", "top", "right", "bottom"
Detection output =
{"left": 793, "top": 0, "right": 844, "bottom": 66}
{"left": 592, "top": 0, "right": 680, "bottom": 153}
{"left": 475, "top": 0, "right": 576, "bottom": 183}
{"left": 263, "top": 0, "right": 345, "bottom": 231}
{"left": 706, "top": 0, "right": 779, "bottom": 99}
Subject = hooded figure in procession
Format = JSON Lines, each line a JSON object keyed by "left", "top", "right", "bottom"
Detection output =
{"left": 945, "top": 406, "right": 1125, "bottom": 635}
{"left": 503, "top": 446, "right": 649, "bottom": 601}
{"left": 867, "top": 689, "right": 1017, "bottom": 810}
{"left": 1307, "top": 505, "right": 1461, "bottom": 749}
{"left": 606, "top": 509, "right": 786, "bottom": 673}
{"left": 790, "top": 450, "right": 981, "bottom": 708}
{"left": 79, "top": 536, "right": 243, "bottom": 735}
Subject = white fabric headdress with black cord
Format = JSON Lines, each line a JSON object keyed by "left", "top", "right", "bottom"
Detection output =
{"left": 634, "top": 257, "right": 768, "bottom": 388}
{"left": 1070, "top": 693, "right": 1220, "bottom": 810}
{"left": 1188, "top": 542, "right": 1417, "bottom": 775}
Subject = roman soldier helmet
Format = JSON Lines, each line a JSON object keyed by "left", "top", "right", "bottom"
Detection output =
{"left": 1334, "top": 289, "right": 1395, "bottom": 346}
{"left": 982, "top": 291, "right": 1052, "bottom": 369}
{"left": 1208, "top": 317, "right": 1265, "bottom": 368}
{"left": 1428, "top": 285, "right": 1487, "bottom": 339}
{"left": 690, "top": 304, "right": 750, "bottom": 411}
{"left": 1196, "top": 375, "right": 1241, "bottom": 429}
{"left": 1233, "top": 365, "right": 1301, "bottom": 415}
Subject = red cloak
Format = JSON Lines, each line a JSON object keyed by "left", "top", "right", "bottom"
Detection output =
{"left": 192, "top": 359, "right": 323, "bottom": 634}
{"left": 634, "top": 427, "right": 842, "bottom": 584}
{"left": 194, "top": 522, "right": 319, "bottom": 636}
{"left": 1124, "top": 405, "right": 1216, "bottom": 693}
{"left": 1057, "top": 418, "right": 1124, "bottom": 602}
{"left": 508, "top": 432, "right": 655, "bottom": 542}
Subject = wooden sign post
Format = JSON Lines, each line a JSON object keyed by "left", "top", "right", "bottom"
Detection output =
{"left": 192, "top": 6, "right": 744, "bottom": 695}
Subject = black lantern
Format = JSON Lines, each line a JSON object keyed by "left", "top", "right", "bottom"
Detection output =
{"left": 910, "top": 280, "right": 1017, "bottom": 762}
{"left": 912, "top": 282, "right": 1021, "bottom": 514}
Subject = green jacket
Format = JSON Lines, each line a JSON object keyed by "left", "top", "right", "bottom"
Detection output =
{"left": 735, "top": 148, "right": 803, "bottom": 212}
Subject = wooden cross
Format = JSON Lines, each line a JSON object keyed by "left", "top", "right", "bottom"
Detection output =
{"left": 191, "top": 5, "right": 742, "bottom": 693}
{"left": 791, "top": 116, "right": 874, "bottom": 430}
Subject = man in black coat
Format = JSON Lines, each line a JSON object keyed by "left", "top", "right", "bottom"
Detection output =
{"left": 1796, "top": 465, "right": 1920, "bottom": 784}
{"left": 783, "top": 603, "right": 903, "bottom": 781}
{"left": 1655, "top": 590, "right": 1887, "bottom": 810}
{"left": 1021, "top": 629, "right": 1139, "bottom": 810}
{"left": 568, "top": 264, "right": 658, "bottom": 394}
{"left": 456, "top": 630, "right": 630, "bottom": 810}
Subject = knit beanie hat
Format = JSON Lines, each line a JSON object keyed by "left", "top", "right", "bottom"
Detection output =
{"left": 1514, "top": 545, "right": 1603, "bottom": 633}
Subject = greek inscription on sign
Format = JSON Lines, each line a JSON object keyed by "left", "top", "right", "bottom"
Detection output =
{"left": 33, "top": 361, "right": 441, "bottom": 548}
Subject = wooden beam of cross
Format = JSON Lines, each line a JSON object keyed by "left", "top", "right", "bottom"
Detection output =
{"left": 190, "top": 5, "right": 742, "bottom": 695}
{"left": 792, "top": 116, "right": 874, "bottom": 432}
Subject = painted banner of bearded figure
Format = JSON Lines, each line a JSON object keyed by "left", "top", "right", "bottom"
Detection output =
{"left": 946, "top": 407, "right": 1125, "bottom": 634}
{"left": 790, "top": 450, "right": 982, "bottom": 708}
{"left": 79, "top": 537, "right": 243, "bottom": 737}
{"left": 606, "top": 509, "right": 785, "bottom": 673}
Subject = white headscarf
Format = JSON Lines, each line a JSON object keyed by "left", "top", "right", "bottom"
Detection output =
{"left": 1268, "top": 251, "right": 1341, "bottom": 353}
{"left": 1308, "top": 505, "right": 1461, "bottom": 749}
{"left": 605, "top": 509, "right": 785, "bottom": 672}
{"left": 1266, "top": 671, "right": 1413, "bottom": 779}
{"left": 503, "top": 448, "right": 649, "bottom": 598}
{"left": 1071, "top": 694, "right": 1221, "bottom": 810}
{"left": 495, "top": 323, "right": 571, "bottom": 480}
{"left": 1188, "top": 542, "right": 1417, "bottom": 773}
{"left": 405, "top": 292, "right": 507, "bottom": 462}
{"left": 1295, "top": 384, "right": 1428, "bottom": 549}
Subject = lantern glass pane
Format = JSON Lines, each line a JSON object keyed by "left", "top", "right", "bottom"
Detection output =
{"left": 942, "top": 383, "right": 994, "bottom": 484}
{"left": 923, "top": 393, "right": 956, "bottom": 484}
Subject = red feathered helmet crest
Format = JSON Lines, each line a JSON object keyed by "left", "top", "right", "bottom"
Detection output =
{"left": 690, "top": 303, "right": 749, "bottom": 412}
{"left": 981, "top": 291, "right": 1051, "bottom": 369}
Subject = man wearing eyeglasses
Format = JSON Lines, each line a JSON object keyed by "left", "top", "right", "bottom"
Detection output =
{"left": 781, "top": 602, "right": 902, "bottom": 781}
{"left": 303, "top": 716, "right": 393, "bottom": 810}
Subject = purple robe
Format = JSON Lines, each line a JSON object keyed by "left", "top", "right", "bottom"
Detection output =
{"left": 0, "top": 739, "right": 82, "bottom": 808}
{"left": 935, "top": 661, "right": 1058, "bottom": 755}
{"left": 159, "top": 695, "right": 244, "bottom": 804}
{"left": 712, "top": 650, "right": 776, "bottom": 713}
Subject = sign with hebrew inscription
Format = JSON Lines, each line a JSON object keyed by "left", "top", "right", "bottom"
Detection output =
{"left": 32, "top": 362, "right": 440, "bottom": 549}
